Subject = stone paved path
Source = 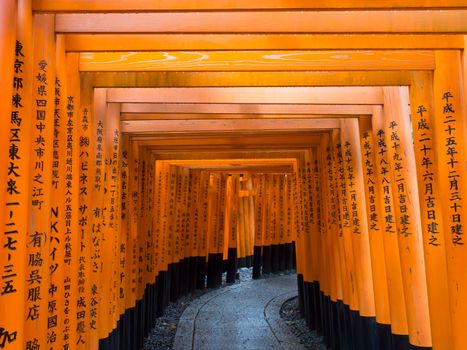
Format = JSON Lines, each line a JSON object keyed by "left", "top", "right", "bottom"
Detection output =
{"left": 174, "top": 274, "right": 305, "bottom": 350}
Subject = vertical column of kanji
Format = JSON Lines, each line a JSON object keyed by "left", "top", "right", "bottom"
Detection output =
{"left": 105, "top": 103, "right": 122, "bottom": 336}
{"left": 340, "top": 118, "right": 377, "bottom": 349}
{"left": 185, "top": 169, "right": 197, "bottom": 292}
{"left": 158, "top": 162, "right": 170, "bottom": 311}
{"left": 225, "top": 175, "right": 237, "bottom": 283}
{"left": 23, "top": 14, "right": 55, "bottom": 350}
{"left": 410, "top": 71, "right": 453, "bottom": 350}
{"left": 92, "top": 89, "right": 107, "bottom": 345}
{"left": 262, "top": 175, "right": 272, "bottom": 275}
{"left": 126, "top": 139, "right": 139, "bottom": 347}
{"left": 187, "top": 170, "right": 200, "bottom": 291}
{"left": 269, "top": 174, "right": 279, "bottom": 273}
{"left": 333, "top": 132, "right": 356, "bottom": 341}
{"left": 277, "top": 175, "right": 285, "bottom": 272}
{"left": 96, "top": 98, "right": 114, "bottom": 342}
{"left": 145, "top": 153, "right": 156, "bottom": 331}
{"left": 243, "top": 175, "right": 252, "bottom": 266}
{"left": 183, "top": 168, "right": 193, "bottom": 292}
{"left": 217, "top": 174, "right": 227, "bottom": 275}
{"left": 167, "top": 165, "right": 178, "bottom": 299}
{"left": 300, "top": 151, "right": 318, "bottom": 328}
{"left": 382, "top": 87, "right": 432, "bottom": 349}
{"left": 171, "top": 165, "right": 183, "bottom": 299}
{"left": 433, "top": 51, "right": 467, "bottom": 350}
{"left": 119, "top": 134, "right": 131, "bottom": 348}
{"left": 358, "top": 116, "right": 392, "bottom": 348}
{"left": 331, "top": 130, "right": 352, "bottom": 343}
{"left": 252, "top": 175, "right": 263, "bottom": 279}
{"left": 372, "top": 106, "right": 409, "bottom": 346}
{"left": 60, "top": 36, "right": 79, "bottom": 348}
{"left": 292, "top": 165, "right": 305, "bottom": 314}
{"left": 246, "top": 178, "right": 255, "bottom": 265}
{"left": 237, "top": 177, "right": 247, "bottom": 267}
{"left": 0, "top": 0, "right": 32, "bottom": 348}
{"left": 323, "top": 134, "right": 345, "bottom": 349}
{"left": 136, "top": 148, "right": 147, "bottom": 303}
{"left": 78, "top": 68, "right": 95, "bottom": 350}
{"left": 313, "top": 146, "right": 332, "bottom": 344}
{"left": 311, "top": 147, "right": 329, "bottom": 336}
{"left": 324, "top": 136, "right": 343, "bottom": 311}
{"left": 47, "top": 35, "right": 67, "bottom": 350}
{"left": 152, "top": 160, "right": 164, "bottom": 311}
{"left": 215, "top": 174, "right": 225, "bottom": 283}
{"left": 64, "top": 53, "right": 81, "bottom": 349}
{"left": 0, "top": 0, "right": 17, "bottom": 229}
{"left": 179, "top": 167, "right": 190, "bottom": 295}
{"left": 206, "top": 173, "right": 219, "bottom": 288}
{"left": 284, "top": 174, "right": 294, "bottom": 271}
{"left": 146, "top": 153, "right": 156, "bottom": 288}
{"left": 197, "top": 171, "right": 210, "bottom": 289}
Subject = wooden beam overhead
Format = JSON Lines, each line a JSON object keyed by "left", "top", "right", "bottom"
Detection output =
{"left": 79, "top": 50, "right": 434, "bottom": 72}
{"left": 120, "top": 103, "right": 373, "bottom": 115}
{"left": 66, "top": 34, "right": 465, "bottom": 52}
{"left": 131, "top": 133, "right": 326, "bottom": 146}
{"left": 105, "top": 87, "right": 383, "bottom": 104}
{"left": 33, "top": 0, "right": 467, "bottom": 12}
{"left": 86, "top": 71, "right": 415, "bottom": 87}
{"left": 120, "top": 113, "right": 366, "bottom": 121}
{"left": 146, "top": 150, "right": 311, "bottom": 160}
{"left": 56, "top": 11, "right": 467, "bottom": 34}
{"left": 121, "top": 118, "right": 341, "bottom": 133}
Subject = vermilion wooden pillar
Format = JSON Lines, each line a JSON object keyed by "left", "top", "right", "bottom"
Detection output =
{"left": 383, "top": 87, "right": 432, "bottom": 348}
{"left": 358, "top": 116, "right": 392, "bottom": 349}
{"left": 433, "top": 50, "right": 467, "bottom": 350}
{"left": 0, "top": 1, "right": 33, "bottom": 348}
{"left": 371, "top": 106, "right": 409, "bottom": 346}
{"left": 409, "top": 71, "right": 453, "bottom": 350}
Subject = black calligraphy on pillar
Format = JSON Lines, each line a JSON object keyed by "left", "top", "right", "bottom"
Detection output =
{"left": 362, "top": 133, "right": 379, "bottom": 231}
{"left": 76, "top": 107, "right": 90, "bottom": 345}
{"left": 0, "top": 41, "right": 26, "bottom": 348}
{"left": 344, "top": 142, "right": 361, "bottom": 234}
{"left": 336, "top": 144, "right": 350, "bottom": 233}
{"left": 89, "top": 120, "right": 104, "bottom": 332}
{"left": 388, "top": 121, "right": 411, "bottom": 237}
{"left": 415, "top": 105, "right": 441, "bottom": 246}
{"left": 376, "top": 129, "right": 395, "bottom": 234}
{"left": 326, "top": 147, "right": 337, "bottom": 226}
{"left": 442, "top": 92, "right": 463, "bottom": 246}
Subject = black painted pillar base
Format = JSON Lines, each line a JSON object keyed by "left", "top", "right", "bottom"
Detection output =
{"left": 262, "top": 245, "right": 271, "bottom": 274}
{"left": 214, "top": 253, "right": 223, "bottom": 287}
{"left": 297, "top": 274, "right": 305, "bottom": 318}
{"left": 292, "top": 241, "right": 296, "bottom": 270}
{"left": 271, "top": 244, "right": 279, "bottom": 274}
{"left": 196, "top": 256, "right": 206, "bottom": 289}
{"left": 285, "top": 242, "right": 293, "bottom": 271}
{"left": 170, "top": 262, "right": 180, "bottom": 302}
{"left": 226, "top": 247, "right": 237, "bottom": 283}
{"left": 278, "top": 244, "right": 286, "bottom": 272}
{"left": 252, "top": 245, "right": 262, "bottom": 279}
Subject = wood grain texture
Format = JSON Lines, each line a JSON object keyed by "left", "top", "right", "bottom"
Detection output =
{"left": 120, "top": 103, "right": 373, "bottom": 115}
{"left": 56, "top": 11, "right": 467, "bottom": 33}
{"left": 79, "top": 50, "right": 434, "bottom": 72}
{"left": 65, "top": 34, "right": 465, "bottom": 51}
{"left": 105, "top": 87, "right": 384, "bottom": 104}
{"left": 33, "top": 0, "right": 467, "bottom": 12}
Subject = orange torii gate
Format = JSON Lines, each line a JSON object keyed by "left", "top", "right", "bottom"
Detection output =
{"left": 0, "top": 1, "right": 467, "bottom": 350}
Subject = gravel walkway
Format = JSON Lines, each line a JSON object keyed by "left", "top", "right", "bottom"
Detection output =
{"left": 144, "top": 269, "right": 325, "bottom": 350}
{"left": 280, "top": 297, "right": 327, "bottom": 350}
{"left": 144, "top": 268, "right": 253, "bottom": 350}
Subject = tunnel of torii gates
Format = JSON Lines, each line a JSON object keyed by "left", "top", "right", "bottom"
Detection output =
{"left": 2, "top": 2, "right": 467, "bottom": 350}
